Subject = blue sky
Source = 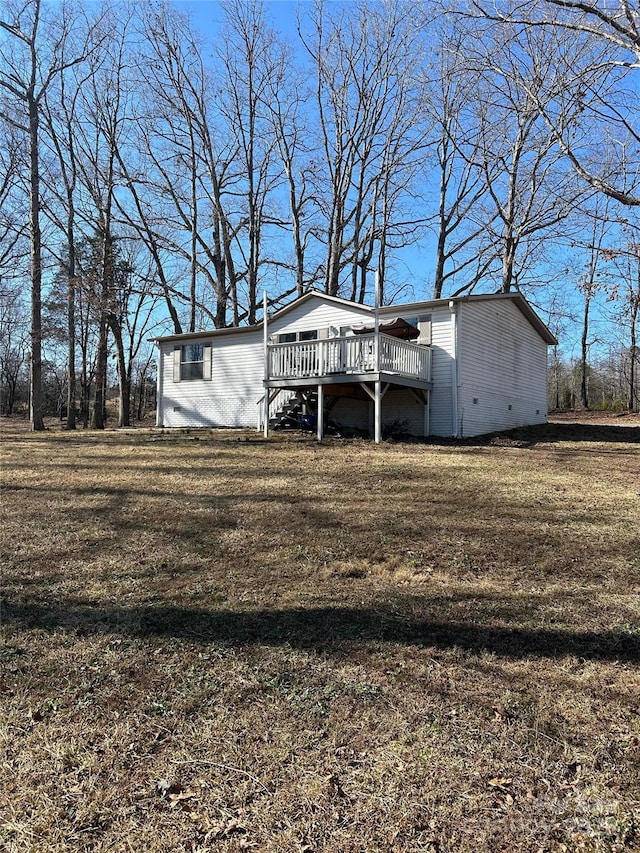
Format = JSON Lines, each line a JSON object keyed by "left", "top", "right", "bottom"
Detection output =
{"left": 177, "top": 0, "right": 308, "bottom": 45}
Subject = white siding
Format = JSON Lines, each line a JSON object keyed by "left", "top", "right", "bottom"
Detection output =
{"left": 379, "top": 388, "right": 427, "bottom": 436}
{"left": 158, "top": 329, "right": 263, "bottom": 428}
{"left": 427, "top": 307, "right": 455, "bottom": 437}
{"left": 156, "top": 293, "right": 551, "bottom": 437}
{"left": 330, "top": 391, "right": 427, "bottom": 438}
{"left": 458, "top": 299, "right": 549, "bottom": 437}
{"left": 331, "top": 398, "right": 370, "bottom": 432}
{"left": 269, "top": 298, "right": 371, "bottom": 338}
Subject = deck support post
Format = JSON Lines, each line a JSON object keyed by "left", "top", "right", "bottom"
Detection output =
{"left": 317, "top": 384, "right": 324, "bottom": 441}
{"left": 374, "top": 379, "right": 382, "bottom": 444}
{"left": 263, "top": 291, "right": 269, "bottom": 437}
{"left": 374, "top": 270, "right": 381, "bottom": 444}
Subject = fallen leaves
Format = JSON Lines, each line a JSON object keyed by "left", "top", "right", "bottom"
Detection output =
{"left": 210, "top": 816, "right": 249, "bottom": 838}
{"left": 156, "top": 778, "right": 198, "bottom": 811}
{"left": 169, "top": 788, "right": 198, "bottom": 809}
{"left": 488, "top": 776, "right": 515, "bottom": 806}
{"left": 487, "top": 776, "right": 512, "bottom": 790}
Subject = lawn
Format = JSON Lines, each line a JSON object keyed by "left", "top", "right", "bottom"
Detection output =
{"left": 1, "top": 418, "right": 639, "bottom": 852}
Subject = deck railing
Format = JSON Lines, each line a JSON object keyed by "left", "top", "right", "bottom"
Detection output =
{"left": 268, "top": 333, "right": 431, "bottom": 382}
{"left": 256, "top": 388, "right": 297, "bottom": 430}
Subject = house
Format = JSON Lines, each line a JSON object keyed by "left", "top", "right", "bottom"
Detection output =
{"left": 154, "top": 290, "right": 557, "bottom": 441}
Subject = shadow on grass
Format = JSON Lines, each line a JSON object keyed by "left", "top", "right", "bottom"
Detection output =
{"left": 458, "top": 421, "right": 640, "bottom": 447}
{"left": 3, "top": 419, "right": 639, "bottom": 451}
{"left": 3, "top": 600, "right": 638, "bottom": 663}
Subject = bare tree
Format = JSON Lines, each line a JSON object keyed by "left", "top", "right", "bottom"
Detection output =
{"left": 40, "top": 50, "right": 89, "bottom": 428}
{"left": 574, "top": 198, "right": 613, "bottom": 408}
{"left": 70, "top": 7, "right": 133, "bottom": 427}
{"left": 218, "top": 0, "right": 284, "bottom": 324}
{"left": 0, "top": 281, "right": 29, "bottom": 415}
{"left": 465, "top": 19, "right": 592, "bottom": 292}
{"left": 298, "top": 0, "right": 429, "bottom": 302}
{"left": 0, "top": 125, "right": 27, "bottom": 279}
{"left": 601, "top": 215, "right": 640, "bottom": 410}
{"left": 423, "top": 18, "right": 499, "bottom": 298}
{"left": 115, "top": 251, "right": 163, "bottom": 423}
{"left": 473, "top": 0, "right": 640, "bottom": 206}
{"left": 72, "top": 241, "right": 100, "bottom": 426}
{"left": 0, "top": 0, "right": 98, "bottom": 430}
{"left": 261, "top": 40, "right": 318, "bottom": 297}
{"left": 110, "top": 158, "right": 184, "bottom": 335}
{"left": 134, "top": 4, "right": 239, "bottom": 329}
{"left": 98, "top": 243, "right": 161, "bottom": 426}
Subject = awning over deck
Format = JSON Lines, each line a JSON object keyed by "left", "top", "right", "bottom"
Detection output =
{"left": 351, "top": 317, "right": 419, "bottom": 340}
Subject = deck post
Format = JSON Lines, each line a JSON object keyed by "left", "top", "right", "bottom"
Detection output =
{"left": 374, "top": 270, "right": 380, "bottom": 373}
{"left": 263, "top": 292, "right": 269, "bottom": 438}
{"left": 317, "top": 383, "right": 324, "bottom": 441}
{"left": 374, "top": 271, "right": 381, "bottom": 444}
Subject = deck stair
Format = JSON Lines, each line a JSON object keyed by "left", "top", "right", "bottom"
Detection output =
{"left": 269, "top": 392, "right": 317, "bottom": 430}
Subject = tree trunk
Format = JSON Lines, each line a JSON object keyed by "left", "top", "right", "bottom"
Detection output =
{"left": 66, "top": 211, "right": 77, "bottom": 429}
{"left": 580, "top": 293, "right": 590, "bottom": 409}
{"left": 108, "top": 316, "right": 129, "bottom": 427}
{"left": 433, "top": 141, "right": 449, "bottom": 300}
{"left": 629, "top": 290, "right": 638, "bottom": 412}
{"left": 501, "top": 234, "right": 516, "bottom": 293}
{"left": 91, "top": 314, "right": 108, "bottom": 429}
{"left": 28, "top": 82, "right": 44, "bottom": 431}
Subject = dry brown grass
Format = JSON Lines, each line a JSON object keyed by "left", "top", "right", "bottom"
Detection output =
{"left": 1, "top": 417, "right": 639, "bottom": 853}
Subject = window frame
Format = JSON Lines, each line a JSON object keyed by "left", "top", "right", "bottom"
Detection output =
{"left": 181, "top": 343, "right": 204, "bottom": 380}
{"left": 413, "top": 314, "right": 432, "bottom": 346}
{"left": 172, "top": 342, "right": 212, "bottom": 382}
{"left": 277, "top": 329, "right": 319, "bottom": 343}
{"left": 299, "top": 329, "right": 318, "bottom": 342}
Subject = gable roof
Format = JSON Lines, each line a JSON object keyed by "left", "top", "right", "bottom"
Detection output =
{"left": 154, "top": 290, "right": 372, "bottom": 343}
{"left": 154, "top": 289, "right": 557, "bottom": 346}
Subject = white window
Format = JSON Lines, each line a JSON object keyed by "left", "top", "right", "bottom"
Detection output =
{"left": 181, "top": 344, "right": 204, "bottom": 380}
{"left": 299, "top": 329, "right": 318, "bottom": 341}
{"left": 173, "top": 343, "right": 212, "bottom": 381}
{"left": 406, "top": 315, "right": 431, "bottom": 345}
{"left": 277, "top": 329, "right": 318, "bottom": 343}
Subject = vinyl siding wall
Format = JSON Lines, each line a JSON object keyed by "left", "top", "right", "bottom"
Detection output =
{"left": 376, "top": 388, "right": 428, "bottom": 436}
{"left": 426, "top": 307, "right": 456, "bottom": 437}
{"left": 268, "top": 299, "right": 371, "bottom": 338}
{"left": 157, "top": 294, "right": 549, "bottom": 436}
{"left": 331, "top": 398, "right": 370, "bottom": 432}
{"left": 457, "top": 299, "right": 549, "bottom": 437}
{"left": 158, "top": 329, "right": 264, "bottom": 428}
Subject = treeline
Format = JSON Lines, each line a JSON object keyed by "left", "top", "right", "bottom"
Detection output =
{"left": 0, "top": 0, "right": 638, "bottom": 428}
{"left": 551, "top": 348, "right": 639, "bottom": 413}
